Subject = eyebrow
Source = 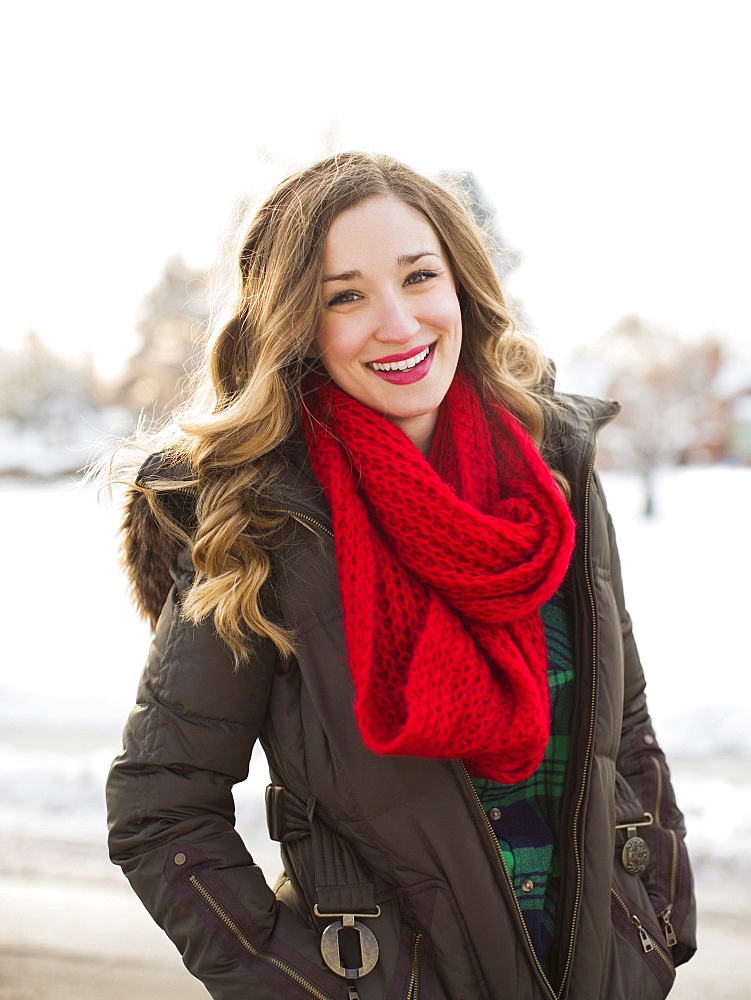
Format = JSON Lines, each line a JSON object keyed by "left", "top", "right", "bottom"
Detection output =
{"left": 322, "top": 251, "right": 441, "bottom": 284}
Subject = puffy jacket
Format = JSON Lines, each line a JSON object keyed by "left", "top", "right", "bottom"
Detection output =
{"left": 106, "top": 391, "right": 696, "bottom": 1000}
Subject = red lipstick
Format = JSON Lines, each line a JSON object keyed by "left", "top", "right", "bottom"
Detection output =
{"left": 368, "top": 343, "right": 433, "bottom": 365}
{"left": 365, "top": 343, "right": 435, "bottom": 385}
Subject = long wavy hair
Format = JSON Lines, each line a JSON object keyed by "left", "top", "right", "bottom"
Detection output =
{"left": 118, "top": 152, "right": 558, "bottom": 660}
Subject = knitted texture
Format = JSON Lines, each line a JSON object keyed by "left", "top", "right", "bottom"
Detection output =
{"left": 301, "top": 368, "right": 576, "bottom": 782}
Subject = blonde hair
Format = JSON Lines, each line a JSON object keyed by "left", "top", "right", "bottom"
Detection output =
{"left": 122, "top": 152, "right": 557, "bottom": 660}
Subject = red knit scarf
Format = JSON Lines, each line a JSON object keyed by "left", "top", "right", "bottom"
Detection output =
{"left": 301, "top": 368, "right": 575, "bottom": 783}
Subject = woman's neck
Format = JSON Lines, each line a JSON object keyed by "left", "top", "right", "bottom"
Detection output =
{"left": 388, "top": 410, "right": 439, "bottom": 458}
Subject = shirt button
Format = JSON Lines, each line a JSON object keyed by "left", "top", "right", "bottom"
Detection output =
{"left": 521, "top": 879, "right": 534, "bottom": 893}
{"left": 489, "top": 808, "right": 501, "bottom": 821}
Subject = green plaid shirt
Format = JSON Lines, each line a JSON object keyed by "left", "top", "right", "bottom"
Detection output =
{"left": 471, "top": 589, "right": 575, "bottom": 973}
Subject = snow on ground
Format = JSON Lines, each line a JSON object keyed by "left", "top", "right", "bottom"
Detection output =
{"left": 1, "top": 467, "right": 750, "bottom": 892}
{"left": 0, "top": 412, "right": 133, "bottom": 480}
{"left": 599, "top": 467, "right": 751, "bottom": 756}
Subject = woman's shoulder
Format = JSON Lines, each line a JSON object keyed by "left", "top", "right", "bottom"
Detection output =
{"left": 537, "top": 384, "right": 621, "bottom": 493}
{"left": 120, "top": 437, "right": 331, "bottom": 628}
{"left": 542, "top": 389, "right": 620, "bottom": 455}
{"left": 549, "top": 389, "right": 620, "bottom": 433}
{"left": 266, "top": 432, "right": 333, "bottom": 531}
{"left": 133, "top": 451, "right": 198, "bottom": 525}
{"left": 533, "top": 363, "right": 620, "bottom": 449}
{"left": 120, "top": 451, "right": 195, "bottom": 629}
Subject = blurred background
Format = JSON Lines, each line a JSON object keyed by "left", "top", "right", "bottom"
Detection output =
{"left": 1, "top": 1, "right": 749, "bottom": 997}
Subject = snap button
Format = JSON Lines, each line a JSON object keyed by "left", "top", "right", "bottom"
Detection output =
{"left": 622, "top": 836, "right": 650, "bottom": 875}
{"left": 489, "top": 808, "right": 501, "bottom": 821}
{"left": 174, "top": 852, "right": 187, "bottom": 866}
{"left": 521, "top": 879, "right": 534, "bottom": 893}
{"left": 643, "top": 734, "right": 655, "bottom": 745}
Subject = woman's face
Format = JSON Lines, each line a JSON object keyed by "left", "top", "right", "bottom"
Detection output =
{"left": 315, "top": 195, "right": 463, "bottom": 455}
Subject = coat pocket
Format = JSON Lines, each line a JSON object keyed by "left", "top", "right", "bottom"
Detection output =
{"left": 615, "top": 726, "right": 697, "bottom": 966}
{"left": 276, "top": 848, "right": 447, "bottom": 1000}
{"left": 403, "top": 926, "right": 423, "bottom": 1000}
{"left": 370, "top": 917, "right": 426, "bottom": 1000}
{"left": 277, "top": 859, "right": 444, "bottom": 1000}
{"left": 639, "top": 753, "right": 695, "bottom": 964}
{"left": 164, "top": 843, "right": 348, "bottom": 1000}
{"left": 272, "top": 792, "right": 448, "bottom": 1000}
{"left": 383, "top": 881, "right": 447, "bottom": 1000}
{"left": 609, "top": 878, "right": 676, "bottom": 999}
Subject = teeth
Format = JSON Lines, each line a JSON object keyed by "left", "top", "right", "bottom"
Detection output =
{"left": 368, "top": 345, "right": 431, "bottom": 372}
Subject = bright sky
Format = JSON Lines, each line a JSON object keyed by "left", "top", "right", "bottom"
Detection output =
{"left": 2, "top": 0, "right": 749, "bottom": 377}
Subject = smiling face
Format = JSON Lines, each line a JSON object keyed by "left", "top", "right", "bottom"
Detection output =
{"left": 315, "top": 195, "right": 463, "bottom": 455}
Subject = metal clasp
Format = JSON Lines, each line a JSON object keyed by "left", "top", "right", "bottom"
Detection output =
{"left": 314, "top": 907, "right": 381, "bottom": 979}
{"left": 615, "top": 812, "right": 654, "bottom": 834}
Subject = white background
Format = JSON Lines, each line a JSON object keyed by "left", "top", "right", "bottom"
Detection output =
{"left": 2, "top": 0, "right": 749, "bottom": 376}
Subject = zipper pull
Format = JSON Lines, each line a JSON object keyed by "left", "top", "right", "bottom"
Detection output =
{"left": 631, "top": 915, "right": 655, "bottom": 953}
{"left": 660, "top": 905, "right": 678, "bottom": 947}
{"left": 346, "top": 982, "right": 361, "bottom": 1000}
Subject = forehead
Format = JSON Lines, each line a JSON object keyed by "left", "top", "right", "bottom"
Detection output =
{"left": 323, "top": 196, "right": 442, "bottom": 268}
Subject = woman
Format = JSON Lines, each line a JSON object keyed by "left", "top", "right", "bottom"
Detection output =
{"left": 107, "top": 152, "right": 696, "bottom": 1000}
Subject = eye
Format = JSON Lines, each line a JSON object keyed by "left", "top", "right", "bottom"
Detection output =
{"left": 404, "top": 270, "right": 438, "bottom": 287}
{"left": 326, "top": 289, "right": 362, "bottom": 307}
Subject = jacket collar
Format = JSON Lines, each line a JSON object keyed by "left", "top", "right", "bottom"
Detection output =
{"left": 270, "top": 430, "right": 334, "bottom": 534}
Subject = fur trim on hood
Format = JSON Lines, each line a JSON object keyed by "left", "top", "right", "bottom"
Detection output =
{"left": 120, "top": 455, "right": 196, "bottom": 629}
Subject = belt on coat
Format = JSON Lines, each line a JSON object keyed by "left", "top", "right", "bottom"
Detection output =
{"left": 266, "top": 784, "right": 382, "bottom": 987}
{"left": 265, "top": 783, "right": 379, "bottom": 916}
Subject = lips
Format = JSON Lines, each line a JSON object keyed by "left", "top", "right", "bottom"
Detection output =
{"left": 365, "top": 343, "right": 433, "bottom": 371}
{"left": 367, "top": 343, "right": 433, "bottom": 367}
{"left": 364, "top": 342, "right": 435, "bottom": 385}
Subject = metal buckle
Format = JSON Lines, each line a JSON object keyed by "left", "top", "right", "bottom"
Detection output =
{"left": 314, "top": 907, "right": 381, "bottom": 979}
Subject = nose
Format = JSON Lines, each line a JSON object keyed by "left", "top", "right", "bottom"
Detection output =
{"left": 373, "top": 293, "right": 421, "bottom": 344}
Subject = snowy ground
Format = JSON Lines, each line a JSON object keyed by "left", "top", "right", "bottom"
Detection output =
{"left": 1, "top": 467, "right": 750, "bottom": 997}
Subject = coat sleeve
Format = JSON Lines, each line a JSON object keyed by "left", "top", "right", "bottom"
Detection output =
{"left": 106, "top": 546, "right": 345, "bottom": 1000}
{"left": 593, "top": 473, "right": 697, "bottom": 967}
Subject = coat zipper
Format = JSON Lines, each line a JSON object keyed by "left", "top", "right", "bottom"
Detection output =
{"left": 650, "top": 755, "right": 663, "bottom": 824}
{"left": 461, "top": 448, "right": 599, "bottom": 1000}
{"left": 649, "top": 755, "right": 679, "bottom": 947}
{"left": 188, "top": 873, "right": 334, "bottom": 1000}
{"left": 555, "top": 448, "right": 599, "bottom": 996}
{"left": 404, "top": 930, "right": 422, "bottom": 1000}
{"left": 463, "top": 764, "right": 558, "bottom": 997}
{"left": 610, "top": 888, "right": 675, "bottom": 978}
{"left": 261, "top": 507, "right": 334, "bottom": 539}
{"left": 661, "top": 828, "right": 679, "bottom": 947}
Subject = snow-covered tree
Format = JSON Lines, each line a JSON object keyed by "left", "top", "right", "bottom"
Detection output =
{"left": 0, "top": 332, "right": 100, "bottom": 433}
{"left": 0, "top": 332, "right": 117, "bottom": 477}
{"left": 113, "top": 255, "right": 209, "bottom": 418}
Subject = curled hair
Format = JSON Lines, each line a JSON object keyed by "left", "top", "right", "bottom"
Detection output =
{"left": 119, "top": 152, "right": 558, "bottom": 660}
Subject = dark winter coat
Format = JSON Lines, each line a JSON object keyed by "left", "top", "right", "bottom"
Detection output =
{"left": 106, "top": 391, "right": 696, "bottom": 1000}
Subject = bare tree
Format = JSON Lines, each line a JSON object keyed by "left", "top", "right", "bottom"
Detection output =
{"left": 594, "top": 317, "right": 725, "bottom": 515}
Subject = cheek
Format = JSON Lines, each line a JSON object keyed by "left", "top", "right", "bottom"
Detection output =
{"left": 433, "top": 292, "right": 462, "bottom": 338}
{"left": 316, "top": 317, "right": 368, "bottom": 367}
{"left": 314, "top": 319, "right": 339, "bottom": 365}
